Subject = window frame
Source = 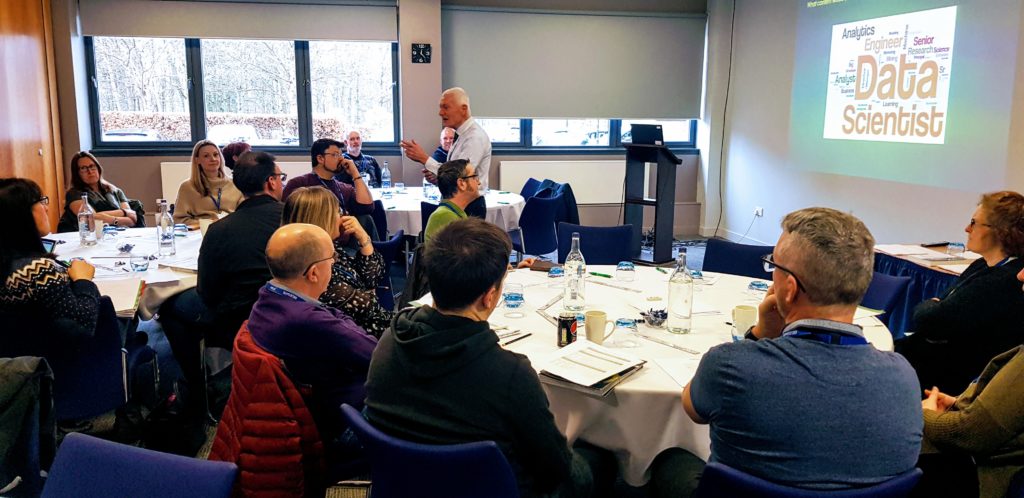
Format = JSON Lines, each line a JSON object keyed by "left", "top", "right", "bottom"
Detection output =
{"left": 85, "top": 36, "right": 401, "bottom": 156}
{"left": 486, "top": 119, "right": 698, "bottom": 156}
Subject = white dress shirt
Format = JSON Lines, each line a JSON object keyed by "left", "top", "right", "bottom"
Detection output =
{"left": 424, "top": 117, "right": 492, "bottom": 191}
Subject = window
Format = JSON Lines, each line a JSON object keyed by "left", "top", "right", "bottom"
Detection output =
{"left": 309, "top": 41, "right": 396, "bottom": 143}
{"left": 91, "top": 37, "right": 189, "bottom": 142}
{"left": 476, "top": 118, "right": 695, "bottom": 151}
{"left": 87, "top": 36, "right": 399, "bottom": 149}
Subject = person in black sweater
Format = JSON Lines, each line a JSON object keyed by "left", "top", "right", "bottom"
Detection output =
{"left": 365, "top": 218, "right": 608, "bottom": 498}
{"left": 0, "top": 178, "right": 100, "bottom": 353}
{"left": 899, "top": 191, "right": 1024, "bottom": 394}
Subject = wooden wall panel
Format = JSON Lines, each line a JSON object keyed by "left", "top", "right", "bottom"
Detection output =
{"left": 0, "top": 0, "right": 64, "bottom": 227}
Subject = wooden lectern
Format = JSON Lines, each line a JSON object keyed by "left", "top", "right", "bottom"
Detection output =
{"left": 623, "top": 144, "right": 682, "bottom": 265}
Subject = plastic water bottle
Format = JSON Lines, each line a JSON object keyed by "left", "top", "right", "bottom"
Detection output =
{"left": 423, "top": 176, "right": 430, "bottom": 198}
{"left": 78, "top": 193, "right": 97, "bottom": 247}
{"left": 157, "top": 199, "right": 176, "bottom": 256}
{"left": 666, "top": 253, "right": 694, "bottom": 334}
{"left": 563, "top": 232, "right": 587, "bottom": 312}
{"left": 381, "top": 160, "right": 392, "bottom": 199}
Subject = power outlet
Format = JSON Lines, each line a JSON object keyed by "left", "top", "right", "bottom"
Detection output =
{"left": 754, "top": 206, "right": 764, "bottom": 217}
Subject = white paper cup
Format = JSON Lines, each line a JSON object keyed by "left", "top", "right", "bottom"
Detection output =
{"left": 94, "top": 220, "right": 105, "bottom": 241}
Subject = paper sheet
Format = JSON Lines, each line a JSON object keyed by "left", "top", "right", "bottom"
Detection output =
{"left": 936, "top": 263, "right": 970, "bottom": 275}
{"left": 874, "top": 244, "right": 936, "bottom": 256}
{"left": 540, "top": 341, "right": 645, "bottom": 387}
{"left": 96, "top": 278, "right": 143, "bottom": 316}
{"left": 654, "top": 357, "right": 703, "bottom": 388}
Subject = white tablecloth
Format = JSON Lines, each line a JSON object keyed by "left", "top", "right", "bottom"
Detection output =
{"left": 494, "top": 266, "right": 893, "bottom": 486}
{"left": 50, "top": 228, "right": 202, "bottom": 320}
{"left": 372, "top": 187, "right": 525, "bottom": 235}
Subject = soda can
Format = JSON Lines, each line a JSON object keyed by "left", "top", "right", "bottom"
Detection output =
{"left": 557, "top": 312, "right": 578, "bottom": 347}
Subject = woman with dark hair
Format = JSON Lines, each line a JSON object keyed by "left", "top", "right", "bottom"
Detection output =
{"left": 899, "top": 191, "right": 1024, "bottom": 393}
{"left": 173, "top": 140, "right": 244, "bottom": 228}
{"left": 221, "top": 141, "right": 251, "bottom": 171}
{"left": 57, "top": 151, "right": 137, "bottom": 232}
{"left": 281, "top": 186, "right": 392, "bottom": 337}
{"left": 0, "top": 178, "right": 100, "bottom": 342}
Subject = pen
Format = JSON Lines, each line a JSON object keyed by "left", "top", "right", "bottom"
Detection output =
{"left": 498, "top": 201, "right": 510, "bottom": 205}
{"left": 502, "top": 333, "right": 532, "bottom": 346}
{"left": 656, "top": 267, "right": 668, "bottom": 274}
{"left": 589, "top": 271, "right": 612, "bottom": 278}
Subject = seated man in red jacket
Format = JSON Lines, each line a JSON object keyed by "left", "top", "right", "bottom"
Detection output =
{"left": 248, "top": 223, "right": 379, "bottom": 470}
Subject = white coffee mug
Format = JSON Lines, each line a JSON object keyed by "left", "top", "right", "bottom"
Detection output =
{"left": 94, "top": 220, "right": 105, "bottom": 241}
{"left": 585, "top": 310, "right": 615, "bottom": 345}
{"left": 732, "top": 305, "right": 758, "bottom": 334}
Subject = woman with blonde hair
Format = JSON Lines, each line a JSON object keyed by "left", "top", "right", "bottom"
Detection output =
{"left": 173, "top": 140, "right": 243, "bottom": 227}
{"left": 282, "top": 186, "right": 392, "bottom": 336}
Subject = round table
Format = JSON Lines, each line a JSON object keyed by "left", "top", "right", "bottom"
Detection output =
{"left": 489, "top": 266, "right": 894, "bottom": 486}
{"left": 372, "top": 187, "right": 525, "bottom": 235}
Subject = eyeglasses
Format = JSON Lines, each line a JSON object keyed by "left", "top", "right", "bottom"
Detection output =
{"left": 969, "top": 218, "right": 993, "bottom": 228}
{"left": 761, "top": 254, "right": 806, "bottom": 293}
{"left": 78, "top": 165, "right": 98, "bottom": 172}
{"left": 323, "top": 152, "right": 344, "bottom": 158}
{"left": 36, "top": 196, "right": 49, "bottom": 206}
{"left": 459, "top": 174, "right": 479, "bottom": 180}
{"left": 268, "top": 172, "right": 287, "bottom": 183}
{"left": 303, "top": 251, "right": 341, "bottom": 276}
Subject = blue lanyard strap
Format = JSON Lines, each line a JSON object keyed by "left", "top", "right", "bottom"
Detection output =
{"left": 210, "top": 188, "right": 222, "bottom": 211}
{"left": 786, "top": 330, "right": 868, "bottom": 346}
{"left": 265, "top": 282, "right": 306, "bottom": 303}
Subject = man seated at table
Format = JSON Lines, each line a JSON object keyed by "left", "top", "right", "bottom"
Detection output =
{"left": 161, "top": 151, "right": 285, "bottom": 421}
{"left": 284, "top": 138, "right": 377, "bottom": 240}
{"left": 366, "top": 218, "right": 601, "bottom": 498}
{"left": 423, "top": 159, "right": 480, "bottom": 243}
{"left": 430, "top": 127, "right": 456, "bottom": 164}
{"left": 248, "top": 223, "right": 378, "bottom": 467}
{"left": 650, "top": 207, "right": 923, "bottom": 497}
{"left": 337, "top": 130, "right": 382, "bottom": 188}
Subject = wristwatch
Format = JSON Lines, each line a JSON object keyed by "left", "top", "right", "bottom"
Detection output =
{"left": 743, "top": 326, "right": 759, "bottom": 341}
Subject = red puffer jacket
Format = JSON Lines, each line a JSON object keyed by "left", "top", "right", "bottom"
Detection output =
{"left": 209, "top": 322, "right": 325, "bottom": 497}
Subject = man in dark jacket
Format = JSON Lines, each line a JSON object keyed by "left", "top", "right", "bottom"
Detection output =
{"left": 365, "top": 218, "right": 594, "bottom": 498}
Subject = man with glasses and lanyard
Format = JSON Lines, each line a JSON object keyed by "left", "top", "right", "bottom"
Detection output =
{"left": 649, "top": 207, "right": 923, "bottom": 497}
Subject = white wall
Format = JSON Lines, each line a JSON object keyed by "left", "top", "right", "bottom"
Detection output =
{"left": 702, "top": 0, "right": 1024, "bottom": 246}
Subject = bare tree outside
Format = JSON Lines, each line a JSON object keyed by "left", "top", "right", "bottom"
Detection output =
{"left": 310, "top": 41, "right": 394, "bottom": 142}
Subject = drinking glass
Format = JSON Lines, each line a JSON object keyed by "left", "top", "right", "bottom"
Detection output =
{"left": 947, "top": 242, "right": 965, "bottom": 256}
{"left": 394, "top": 182, "right": 406, "bottom": 192}
{"left": 130, "top": 255, "right": 150, "bottom": 272}
{"left": 503, "top": 282, "right": 525, "bottom": 318}
{"left": 609, "top": 318, "right": 641, "bottom": 348}
{"left": 615, "top": 261, "right": 636, "bottom": 282}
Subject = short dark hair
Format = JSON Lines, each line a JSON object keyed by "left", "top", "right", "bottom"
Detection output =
{"left": 233, "top": 151, "right": 277, "bottom": 196}
{"left": 221, "top": 142, "right": 251, "bottom": 170}
{"left": 437, "top": 159, "right": 469, "bottom": 199}
{"left": 310, "top": 138, "right": 343, "bottom": 168}
{"left": 425, "top": 218, "right": 511, "bottom": 310}
{"left": 0, "top": 178, "right": 46, "bottom": 279}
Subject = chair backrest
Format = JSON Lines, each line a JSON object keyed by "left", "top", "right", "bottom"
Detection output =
{"left": 519, "top": 177, "right": 542, "bottom": 198}
{"left": 702, "top": 238, "right": 774, "bottom": 279}
{"left": 515, "top": 194, "right": 564, "bottom": 256}
{"left": 372, "top": 199, "right": 389, "bottom": 239}
{"left": 861, "top": 272, "right": 913, "bottom": 327}
{"left": 420, "top": 201, "right": 440, "bottom": 233}
{"left": 372, "top": 230, "right": 405, "bottom": 312}
{"left": 696, "top": 462, "right": 922, "bottom": 498}
{"left": 556, "top": 222, "right": 635, "bottom": 264}
{"left": 340, "top": 404, "right": 519, "bottom": 498}
{"left": 43, "top": 433, "right": 238, "bottom": 498}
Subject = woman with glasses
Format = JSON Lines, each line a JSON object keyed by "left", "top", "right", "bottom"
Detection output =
{"left": 173, "top": 140, "right": 244, "bottom": 228}
{"left": 57, "top": 151, "right": 137, "bottom": 232}
{"left": 282, "top": 186, "right": 392, "bottom": 337}
{"left": 898, "top": 191, "right": 1024, "bottom": 394}
{"left": 0, "top": 178, "right": 100, "bottom": 346}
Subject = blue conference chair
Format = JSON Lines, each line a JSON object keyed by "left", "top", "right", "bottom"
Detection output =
{"left": 556, "top": 222, "right": 635, "bottom": 265}
{"left": 702, "top": 238, "right": 775, "bottom": 279}
{"left": 861, "top": 272, "right": 913, "bottom": 331}
{"left": 340, "top": 404, "right": 519, "bottom": 498}
{"left": 519, "top": 177, "right": 542, "bottom": 198}
{"left": 372, "top": 229, "right": 405, "bottom": 312}
{"left": 420, "top": 201, "right": 440, "bottom": 234}
{"left": 509, "top": 194, "right": 563, "bottom": 260}
{"left": 696, "top": 462, "right": 922, "bottom": 498}
{"left": 42, "top": 433, "right": 238, "bottom": 498}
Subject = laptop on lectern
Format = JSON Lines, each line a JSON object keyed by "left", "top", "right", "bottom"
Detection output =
{"left": 630, "top": 124, "right": 664, "bottom": 146}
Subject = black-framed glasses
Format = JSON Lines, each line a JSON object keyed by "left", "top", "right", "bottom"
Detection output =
{"left": 761, "top": 254, "right": 806, "bottom": 293}
{"left": 36, "top": 196, "right": 49, "bottom": 206}
{"left": 323, "top": 152, "right": 344, "bottom": 158}
{"left": 459, "top": 174, "right": 479, "bottom": 180}
{"left": 302, "top": 251, "right": 341, "bottom": 276}
{"left": 267, "top": 172, "right": 287, "bottom": 183}
{"left": 78, "top": 165, "right": 98, "bottom": 172}
{"left": 969, "top": 218, "right": 993, "bottom": 228}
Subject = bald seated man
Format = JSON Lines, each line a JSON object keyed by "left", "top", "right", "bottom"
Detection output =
{"left": 247, "top": 223, "right": 378, "bottom": 467}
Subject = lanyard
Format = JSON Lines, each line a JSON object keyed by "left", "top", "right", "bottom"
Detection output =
{"left": 944, "top": 257, "right": 1016, "bottom": 298}
{"left": 210, "top": 188, "right": 222, "bottom": 211}
{"left": 785, "top": 328, "right": 868, "bottom": 346}
{"left": 265, "top": 282, "right": 306, "bottom": 303}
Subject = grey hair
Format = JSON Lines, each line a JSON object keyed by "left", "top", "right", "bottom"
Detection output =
{"left": 442, "top": 87, "right": 471, "bottom": 109}
{"left": 779, "top": 207, "right": 875, "bottom": 306}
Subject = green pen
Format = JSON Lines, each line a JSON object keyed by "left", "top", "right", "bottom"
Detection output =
{"left": 498, "top": 201, "right": 510, "bottom": 205}
{"left": 589, "top": 271, "right": 612, "bottom": 278}
{"left": 656, "top": 267, "right": 668, "bottom": 274}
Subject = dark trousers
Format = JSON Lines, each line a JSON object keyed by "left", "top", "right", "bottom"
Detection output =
{"left": 648, "top": 448, "right": 705, "bottom": 498}
{"left": 159, "top": 289, "right": 215, "bottom": 418}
